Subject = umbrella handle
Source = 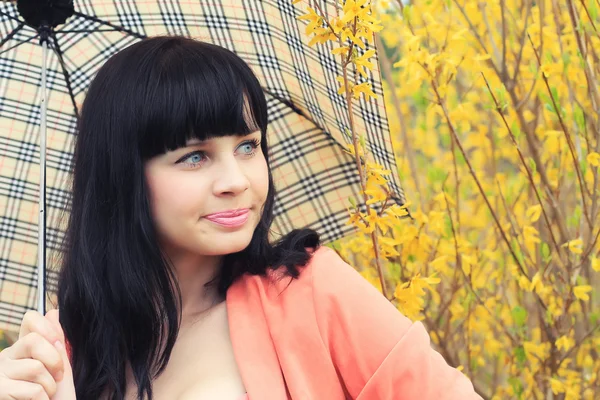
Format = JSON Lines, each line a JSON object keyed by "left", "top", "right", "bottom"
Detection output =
{"left": 37, "top": 37, "right": 48, "bottom": 315}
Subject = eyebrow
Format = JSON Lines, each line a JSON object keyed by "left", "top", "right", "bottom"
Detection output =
{"left": 184, "top": 130, "right": 261, "bottom": 146}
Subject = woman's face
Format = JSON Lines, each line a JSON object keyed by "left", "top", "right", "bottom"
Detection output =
{"left": 144, "top": 129, "right": 269, "bottom": 258}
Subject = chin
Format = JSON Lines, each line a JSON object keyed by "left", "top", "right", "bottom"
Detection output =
{"left": 201, "top": 233, "right": 253, "bottom": 256}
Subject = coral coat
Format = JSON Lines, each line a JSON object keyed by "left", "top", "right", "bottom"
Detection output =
{"left": 225, "top": 246, "right": 483, "bottom": 399}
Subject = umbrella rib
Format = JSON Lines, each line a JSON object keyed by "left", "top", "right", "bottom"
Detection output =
{"left": 54, "top": 28, "right": 124, "bottom": 34}
{"left": 68, "top": 11, "right": 147, "bottom": 39}
{"left": 0, "top": 22, "right": 36, "bottom": 55}
{"left": 263, "top": 88, "right": 325, "bottom": 133}
{"left": 50, "top": 34, "right": 80, "bottom": 120}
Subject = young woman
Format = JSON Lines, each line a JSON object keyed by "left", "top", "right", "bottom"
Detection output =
{"left": 0, "top": 36, "right": 482, "bottom": 400}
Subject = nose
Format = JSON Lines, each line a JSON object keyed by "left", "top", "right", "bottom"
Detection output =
{"left": 212, "top": 154, "right": 250, "bottom": 196}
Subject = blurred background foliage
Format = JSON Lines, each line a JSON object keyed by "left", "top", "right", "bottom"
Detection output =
{"left": 330, "top": 0, "right": 600, "bottom": 399}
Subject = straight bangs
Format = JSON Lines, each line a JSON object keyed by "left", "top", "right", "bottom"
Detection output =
{"left": 137, "top": 39, "right": 268, "bottom": 160}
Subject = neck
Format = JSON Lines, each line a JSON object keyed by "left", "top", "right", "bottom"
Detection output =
{"left": 163, "top": 247, "right": 225, "bottom": 321}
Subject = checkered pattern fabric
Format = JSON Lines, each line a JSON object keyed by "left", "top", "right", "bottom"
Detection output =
{"left": 0, "top": 0, "right": 407, "bottom": 332}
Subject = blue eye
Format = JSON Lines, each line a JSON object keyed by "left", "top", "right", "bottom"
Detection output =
{"left": 239, "top": 139, "right": 261, "bottom": 155}
{"left": 177, "top": 138, "right": 260, "bottom": 168}
{"left": 177, "top": 151, "right": 206, "bottom": 167}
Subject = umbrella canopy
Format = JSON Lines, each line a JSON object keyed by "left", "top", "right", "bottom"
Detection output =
{"left": 0, "top": 0, "right": 407, "bottom": 332}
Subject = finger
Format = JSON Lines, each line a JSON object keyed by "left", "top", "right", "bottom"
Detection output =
{"left": 50, "top": 340, "right": 77, "bottom": 400}
{"left": 44, "top": 309, "right": 66, "bottom": 346}
{"left": 19, "top": 310, "right": 61, "bottom": 344}
{"left": 0, "top": 379, "right": 50, "bottom": 400}
{"left": 2, "top": 358, "right": 58, "bottom": 398}
{"left": 2, "top": 332, "right": 64, "bottom": 382}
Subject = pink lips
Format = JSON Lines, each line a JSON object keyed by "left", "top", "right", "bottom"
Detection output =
{"left": 204, "top": 208, "right": 250, "bottom": 227}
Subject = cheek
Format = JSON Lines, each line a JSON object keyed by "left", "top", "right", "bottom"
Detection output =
{"left": 252, "top": 157, "right": 270, "bottom": 201}
{"left": 147, "top": 170, "right": 204, "bottom": 221}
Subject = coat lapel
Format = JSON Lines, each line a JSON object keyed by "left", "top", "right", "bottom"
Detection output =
{"left": 226, "top": 275, "right": 289, "bottom": 399}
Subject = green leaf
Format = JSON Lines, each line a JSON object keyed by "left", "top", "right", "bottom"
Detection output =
{"left": 581, "top": 157, "right": 588, "bottom": 179}
{"left": 567, "top": 205, "right": 582, "bottom": 229}
{"left": 590, "top": 311, "right": 599, "bottom": 326}
{"left": 388, "top": 262, "right": 402, "bottom": 279}
{"left": 359, "top": 133, "right": 367, "bottom": 150}
{"left": 413, "top": 87, "right": 428, "bottom": 110}
{"left": 574, "top": 105, "right": 586, "bottom": 132}
{"left": 344, "top": 127, "right": 352, "bottom": 139}
{"left": 514, "top": 346, "right": 527, "bottom": 368}
{"left": 439, "top": 132, "right": 451, "bottom": 147}
{"left": 512, "top": 239, "right": 525, "bottom": 265}
{"left": 509, "top": 375, "right": 525, "bottom": 398}
{"left": 550, "top": 86, "right": 559, "bottom": 103}
{"left": 402, "top": 4, "right": 412, "bottom": 23}
{"left": 541, "top": 242, "right": 551, "bottom": 262}
{"left": 512, "top": 306, "right": 528, "bottom": 327}
{"left": 349, "top": 196, "right": 357, "bottom": 208}
{"left": 528, "top": 157, "right": 537, "bottom": 175}
{"left": 511, "top": 120, "right": 522, "bottom": 141}
{"left": 591, "top": 0, "right": 599, "bottom": 20}
{"left": 427, "top": 166, "right": 447, "bottom": 183}
{"left": 444, "top": 215, "right": 453, "bottom": 237}
{"left": 562, "top": 52, "right": 571, "bottom": 68}
{"left": 455, "top": 149, "right": 467, "bottom": 166}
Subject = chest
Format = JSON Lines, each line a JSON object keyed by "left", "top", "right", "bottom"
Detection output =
{"left": 124, "top": 303, "right": 246, "bottom": 400}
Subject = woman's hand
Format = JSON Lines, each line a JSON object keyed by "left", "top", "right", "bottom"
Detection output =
{"left": 0, "top": 309, "right": 76, "bottom": 400}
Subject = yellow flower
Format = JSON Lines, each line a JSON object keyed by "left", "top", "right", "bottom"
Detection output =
{"left": 364, "top": 186, "right": 387, "bottom": 205}
{"left": 556, "top": 335, "right": 574, "bottom": 352}
{"left": 587, "top": 152, "right": 600, "bottom": 167}
{"left": 550, "top": 378, "right": 566, "bottom": 394}
{"left": 336, "top": 76, "right": 350, "bottom": 95}
{"left": 422, "top": 273, "right": 441, "bottom": 286}
{"left": 526, "top": 205, "right": 542, "bottom": 223}
{"left": 332, "top": 46, "right": 351, "bottom": 56}
{"left": 529, "top": 271, "right": 543, "bottom": 293}
{"left": 385, "top": 204, "right": 410, "bottom": 219}
{"left": 523, "top": 340, "right": 550, "bottom": 362}
{"left": 524, "top": 225, "right": 541, "bottom": 248}
{"left": 296, "top": 7, "right": 322, "bottom": 36}
{"left": 341, "top": 0, "right": 369, "bottom": 24}
{"left": 540, "top": 62, "right": 562, "bottom": 78}
{"left": 308, "top": 27, "right": 336, "bottom": 47}
{"left": 573, "top": 285, "right": 592, "bottom": 301}
{"left": 461, "top": 254, "right": 475, "bottom": 275}
{"left": 354, "top": 49, "right": 376, "bottom": 78}
{"left": 562, "top": 238, "right": 583, "bottom": 254}
{"left": 352, "top": 82, "right": 377, "bottom": 100}
{"left": 344, "top": 141, "right": 364, "bottom": 158}
{"left": 330, "top": 17, "right": 346, "bottom": 34}
{"left": 592, "top": 256, "right": 600, "bottom": 272}
{"left": 342, "top": 28, "right": 366, "bottom": 49}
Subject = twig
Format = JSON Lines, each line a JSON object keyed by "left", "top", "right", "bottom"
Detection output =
{"left": 425, "top": 70, "right": 529, "bottom": 279}
{"left": 481, "top": 73, "right": 567, "bottom": 278}
{"left": 375, "top": 34, "right": 424, "bottom": 207}
{"left": 527, "top": 34, "right": 594, "bottom": 229}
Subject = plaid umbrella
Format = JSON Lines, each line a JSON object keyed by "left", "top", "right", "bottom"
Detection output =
{"left": 0, "top": 0, "right": 407, "bottom": 332}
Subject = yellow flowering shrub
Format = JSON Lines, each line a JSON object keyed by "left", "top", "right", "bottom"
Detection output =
{"left": 294, "top": 0, "right": 599, "bottom": 398}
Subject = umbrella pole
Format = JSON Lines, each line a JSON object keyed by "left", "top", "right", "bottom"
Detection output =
{"left": 37, "top": 37, "right": 48, "bottom": 315}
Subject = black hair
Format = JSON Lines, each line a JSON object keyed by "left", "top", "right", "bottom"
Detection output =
{"left": 55, "top": 35, "right": 320, "bottom": 400}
